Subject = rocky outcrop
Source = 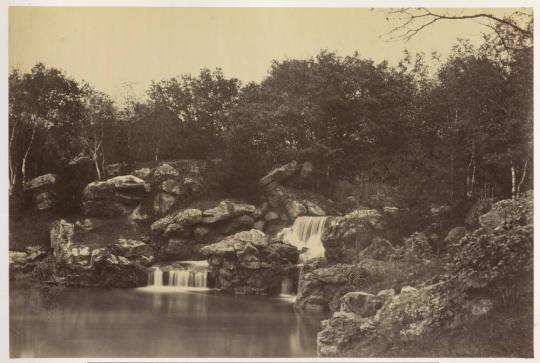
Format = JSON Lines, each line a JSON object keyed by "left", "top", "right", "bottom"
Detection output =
{"left": 316, "top": 192, "right": 533, "bottom": 357}
{"left": 46, "top": 219, "right": 152, "bottom": 287}
{"left": 9, "top": 246, "right": 48, "bottom": 274}
{"left": 255, "top": 160, "right": 341, "bottom": 235}
{"left": 321, "top": 209, "right": 384, "bottom": 264}
{"left": 131, "top": 159, "right": 221, "bottom": 217}
{"left": 24, "top": 173, "right": 58, "bottom": 210}
{"left": 150, "top": 200, "right": 258, "bottom": 260}
{"left": 82, "top": 175, "right": 149, "bottom": 217}
{"left": 201, "top": 229, "right": 299, "bottom": 295}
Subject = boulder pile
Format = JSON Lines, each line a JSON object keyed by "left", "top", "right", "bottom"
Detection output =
{"left": 200, "top": 229, "right": 299, "bottom": 295}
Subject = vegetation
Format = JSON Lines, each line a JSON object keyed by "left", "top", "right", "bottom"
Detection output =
{"left": 9, "top": 11, "right": 532, "bottom": 213}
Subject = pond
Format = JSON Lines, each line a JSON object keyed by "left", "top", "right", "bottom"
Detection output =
{"left": 10, "top": 282, "right": 327, "bottom": 358}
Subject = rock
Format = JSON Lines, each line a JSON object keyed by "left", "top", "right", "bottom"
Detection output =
{"left": 304, "top": 200, "right": 326, "bottom": 216}
{"left": 479, "top": 210, "right": 504, "bottom": 230}
{"left": 48, "top": 219, "right": 148, "bottom": 287}
{"left": 24, "top": 173, "right": 58, "bottom": 190}
{"left": 130, "top": 205, "right": 149, "bottom": 223}
{"left": 104, "top": 162, "right": 128, "bottom": 178}
{"left": 151, "top": 208, "right": 203, "bottom": 232}
{"left": 25, "top": 174, "right": 58, "bottom": 210}
{"left": 163, "top": 223, "right": 191, "bottom": 238}
{"left": 161, "top": 179, "right": 184, "bottom": 195}
{"left": 163, "top": 238, "right": 191, "bottom": 259}
{"left": 339, "top": 291, "right": 387, "bottom": 317}
{"left": 153, "top": 192, "right": 177, "bottom": 215}
{"left": 400, "top": 232, "right": 434, "bottom": 260}
{"left": 133, "top": 167, "right": 152, "bottom": 179}
{"left": 50, "top": 219, "right": 75, "bottom": 263}
{"left": 465, "top": 197, "right": 495, "bottom": 226}
{"left": 253, "top": 220, "right": 265, "bottom": 231}
{"left": 201, "top": 230, "right": 298, "bottom": 295}
{"left": 264, "top": 210, "right": 280, "bottom": 221}
{"left": 322, "top": 216, "right": 378, "bottom": 263}
{"left": 82, "top": 175, "right": 149, "bottom": 217}
{"left": 34, "top": 191, "right": 55, "bottom": 210}
{"left": 193, "top": 226, "right": 211, "bottom": 239}
{"left": 234, "top": 229, "right": 269, "bottom": 249}
{"left": 111, "top": 239, "right": 152, "bottom": 258}
{"left": 285, "top": 199, "right": 307, "bottom": 220}
{"left": 312, "top": 264, "right": 356, "bottom": 284}
{"left": 202, "top": 200, "right": 256, "bottom": 224}
{"left": 259, "top": 160, "right": 300, "bottom": 187}
{"left": 444, "top": 226, "right": 467, "bottom": 245}
{"left": 344, "top": 208, "right": 383, "bottom": 230}
{"left": 224, "top": 214, "right": 254, "bottom": 234}
{"left": 153, "top": 163, "right": 179, "bottom": 178}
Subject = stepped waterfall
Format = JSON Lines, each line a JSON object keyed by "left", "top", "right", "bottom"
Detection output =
{"left": 148, "top": 261, "right": 209, "bottom": 289}
{"left": 283, "top": 216, "right": 328, "bottom": 262}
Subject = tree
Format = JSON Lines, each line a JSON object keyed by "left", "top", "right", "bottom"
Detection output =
{"left": 8, "top": 63, "right": 84, "bottom": 194}
{"left": 78, "top": 86, "right": 117, "bottom": 180}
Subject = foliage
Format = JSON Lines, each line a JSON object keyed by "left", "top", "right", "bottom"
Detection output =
{"left": 8, "top": 15, "right": 533, "bottom": 210}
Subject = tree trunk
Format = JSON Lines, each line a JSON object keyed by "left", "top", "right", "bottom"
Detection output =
{"left": 511, "top": 164, "right": 517, "bottom": 199}
{"left": 9, "top": 122, "right": 18, "bottom": 195}
{"left": 93, "top": 153, "right": 102, "bottom": 181}
{"left": 516, "top": 159, "right": 528, "bottom": 198}
{"left": 21, "top": 126, "right": 36, "bottom": 186}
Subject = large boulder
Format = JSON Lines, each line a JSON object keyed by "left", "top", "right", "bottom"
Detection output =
{"left": 202, "top": 200, "right": 256, "bottom": 223}
{"left": 201, "top": 229, "right": 299, "bottom": 295}
{"left": 25, "top": 173, "right": 58, "bottom": 190}
{"left": 295, "top": 260, "right": 368, "bottom": 312}
{"left": 48, "top": 219, "right": 150, "bottom": 287}
{"left": 24, "top": 173, "right": 58, "bottom": 210}
{"left": 82, "top": 175, "right": 149, "bottom": 217}
{"left": 321, "top": 214, "right": 380, "bottom": 264}
{"left": 259, "top": 160, "right": 300, "bottom": 188}
{"left": 151, "top": 208, "right": 203, "bottom": 232}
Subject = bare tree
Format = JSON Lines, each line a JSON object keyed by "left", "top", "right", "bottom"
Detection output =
{"left": 384, "top": 8, "right": 532, "bottom": 45}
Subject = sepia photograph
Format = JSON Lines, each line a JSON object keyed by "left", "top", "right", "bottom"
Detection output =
{"left": 4, "top": 2, "right": 536, "bottom": 360}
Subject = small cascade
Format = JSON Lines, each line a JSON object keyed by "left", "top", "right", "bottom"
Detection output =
{"left": 280, "top": 276, "right": 295, "bottom": 296}
{"left": 283, "top": 216, "right": 328, "bottom": 262}
{"left": 147, "top": 261, "right": 209, "bottom": 289}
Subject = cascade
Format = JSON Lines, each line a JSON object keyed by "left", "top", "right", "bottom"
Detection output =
{"left": 280, "top": 276, "right": 295, "bottom": 296}
{"left": 147, "top": 261, "right": 209, "bottom": 289}
{"left": 282, "top": 216, "right": 328, "bottom": 262}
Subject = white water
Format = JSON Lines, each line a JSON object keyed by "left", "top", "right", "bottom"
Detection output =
{"left": 282, "top": 216, "right": 328, "bottom": 262}
{"left": 146, "top": 261, "right": 208, "bottom": 290}
{"left": 280, "top": 276, "right": 294, "bottom": 296}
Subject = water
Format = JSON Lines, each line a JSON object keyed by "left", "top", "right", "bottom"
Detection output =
{"left": 10, "top": 282, "right": 326, "bottom": 358}
{"left": 148, "top": 261, "right": 208, "bottom": 289}
{"left": 283, "top": 216, "right": 328, "bottom": 262}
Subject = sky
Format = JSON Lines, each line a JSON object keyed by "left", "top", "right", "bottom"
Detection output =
{"left": 8, "top": 7, "right": 528, "bottom": 103}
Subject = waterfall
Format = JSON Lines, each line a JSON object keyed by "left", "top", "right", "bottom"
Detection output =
{"left": 280, "top": 276, "right": 294, "bottom": 296}
{"left": 147, "top": 261, "right": 209, "bottom": 289}
{"left": 283, "top": 216, "right": 328, "bottom": 262}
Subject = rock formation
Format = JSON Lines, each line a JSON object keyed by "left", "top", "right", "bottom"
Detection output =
{"left": 201, "top": 229, "right": 299, "bottom": 295}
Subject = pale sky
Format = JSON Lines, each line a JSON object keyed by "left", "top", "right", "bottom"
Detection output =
{"left": 9, "top": 7, "right": 528, "bottom": 102}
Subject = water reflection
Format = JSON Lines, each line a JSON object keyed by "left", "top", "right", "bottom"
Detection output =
{"left": 10, "top": 282, "right": 326, "bottom": 358}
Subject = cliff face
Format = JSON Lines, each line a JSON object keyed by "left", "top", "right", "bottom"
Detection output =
{"left": 316, "top": 192, "right": 533, "bottom": 357}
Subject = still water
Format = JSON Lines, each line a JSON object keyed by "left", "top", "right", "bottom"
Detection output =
{"left": 10, "top": 282, "right": 326, "bottom": 358}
